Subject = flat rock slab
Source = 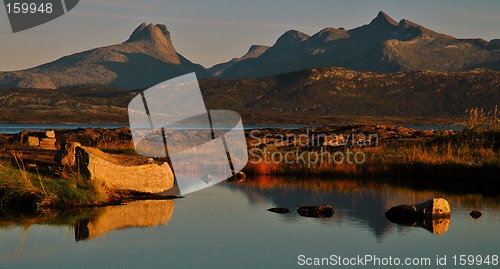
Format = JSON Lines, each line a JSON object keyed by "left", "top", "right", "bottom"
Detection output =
{"left": 74, "top": 145, "right": 174, "bottom": 194}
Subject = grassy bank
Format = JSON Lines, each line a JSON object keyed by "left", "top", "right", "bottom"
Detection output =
{"left": 0, "top": 153, "right": 109, "bottom": 211}
{"left": 243, "top": 108, "right": 500, "bottom": 193}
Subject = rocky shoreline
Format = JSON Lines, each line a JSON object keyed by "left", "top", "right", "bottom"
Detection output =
{"left": 0, "top": 124, "right": 499, "bottom": 211}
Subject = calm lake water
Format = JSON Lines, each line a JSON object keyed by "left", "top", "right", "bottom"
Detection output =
{"left": 0, "top": 124, "right": 127, "bottom": 134}
{"left": 1, "top": 176, "right": 498, "bottom": 269}
{"left": 0, "top": 124, "right": 306, "bottom": 134}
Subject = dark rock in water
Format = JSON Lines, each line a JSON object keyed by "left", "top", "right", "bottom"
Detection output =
{"left": 385, "top": 198, "right": 451, "bottom": 235}
{"left": 470, "top": 210, "right": 483, "bottom": 219}
{"left": 297, "top": 206, "right": 334, "bottom": 218}
{"left": 268, "top": 208, "right": 290, "bottom": 214}
{"left": 228, "top": 171, "right": 246, "bottom": 183}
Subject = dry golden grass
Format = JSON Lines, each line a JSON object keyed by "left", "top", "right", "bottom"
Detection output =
{"left": 0, "top": 151, "right": 110, "bottom": 210}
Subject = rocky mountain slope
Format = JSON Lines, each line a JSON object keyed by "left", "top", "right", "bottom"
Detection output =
{"left": 220, "top": 11, "right": 500, "bottom": 78}
{"left": 208, "top": 45, "right": 269, "bottom": 76}
{"left": 0, "top": 23, "right": 209, "bottom": 90}
{"left": 201, "top": 67, "right": 500, "bottom": 124}
{"left": 2, "top": 67, "right": 498, "bottom": 125}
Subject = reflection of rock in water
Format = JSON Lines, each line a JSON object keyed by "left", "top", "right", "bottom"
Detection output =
{"left": 387, "top": 216, "right": 451, "bottom": 235}
{"left": 75, "top": 200, "right": 174, "bottom": 241}
{"left": 427, "top": 218, "right": 450, "bottom": 235}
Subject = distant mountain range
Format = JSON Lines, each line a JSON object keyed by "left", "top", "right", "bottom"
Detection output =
{"left": 0, "top": 11, "right": 499, "bottom": 89}
{"left": 218, "top": 11, "right": 500, "bottom": 78}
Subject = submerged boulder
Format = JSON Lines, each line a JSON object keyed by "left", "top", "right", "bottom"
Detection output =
{"left": 297, "top": 206, "right": 334, "bottom": 218}
{"left": 268, "top": 208, "right": 290, "bottom": 214}
{"left": 470, "top": 210, "right": 483, "bottom": 219}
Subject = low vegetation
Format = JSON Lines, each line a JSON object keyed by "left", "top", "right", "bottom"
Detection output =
{"left": 0, "top": 152, "right": 109, "bottom": 211}
{"left": 244, "top": 107, "right": 500, "bottom": 193}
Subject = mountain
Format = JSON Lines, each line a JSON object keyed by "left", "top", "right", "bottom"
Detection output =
{"left": 220, "top": 11, "right": 500, "bottom": 78}
{"left": 0, "top": 23, "right": 210, "bottom": 90}
{"left": 208, "top": 45, "right": 269, "bottom": 76}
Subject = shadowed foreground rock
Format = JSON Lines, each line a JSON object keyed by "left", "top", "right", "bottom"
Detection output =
{"left": 385, "top": 198, "right": 451, "bottom": 235}
{"left": 57, "top": 143, "right": 174, "bottom": 194}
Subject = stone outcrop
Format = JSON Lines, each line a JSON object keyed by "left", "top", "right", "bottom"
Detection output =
{"left": 57, "top": 144, "right": 174, "bottom": 194}
{"left": 21, "top": 130, "right": 57, "bottom": 150}
{"left": 54, "top": 142, "right": 82, "bottom": 167}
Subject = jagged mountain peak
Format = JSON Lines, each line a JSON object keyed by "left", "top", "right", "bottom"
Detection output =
{"left": 126, "top": 23, "right": 172, "bottom": 45}
{"left": 122, "top": 22, "right": 179, "bottom": 63}
{"left": 370, "top": 11, "right": 399, "bottom": 27}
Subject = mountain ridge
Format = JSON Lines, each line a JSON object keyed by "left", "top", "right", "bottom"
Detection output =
{"left": 1, "top": 11, "right": 499, "bottom": 88}
{"left": 219, "top": 11, "right": 499, "bottom": 78}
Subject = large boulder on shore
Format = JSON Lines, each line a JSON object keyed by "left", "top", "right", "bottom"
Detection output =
{"left": 56, "top": 143, "right": 174, "bottom": 194}
{"left": 385, "top": 198, "right": 450, "bottom": 221}
{"left": 385, "top": 198, "right": 451, "bottom": 234}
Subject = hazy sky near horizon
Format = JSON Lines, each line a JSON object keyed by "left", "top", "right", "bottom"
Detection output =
{"left": 1, "top": 0, "right": 499, "bottom": 71}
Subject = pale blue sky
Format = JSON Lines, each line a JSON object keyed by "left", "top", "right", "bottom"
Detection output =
{"left": 1, "top": 0, "right": 499, "bottom": 71}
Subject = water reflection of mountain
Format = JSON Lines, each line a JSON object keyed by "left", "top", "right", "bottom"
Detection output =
{"left": 224, "top": 176, "right": 499, "bottom": 240}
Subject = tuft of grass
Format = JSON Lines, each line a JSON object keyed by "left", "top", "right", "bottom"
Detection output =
{"left": 0, "top": 152, "right": 110, "bottom": 211}
{"left": 96, "top": 138, "right": 136, "bottom": 154}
